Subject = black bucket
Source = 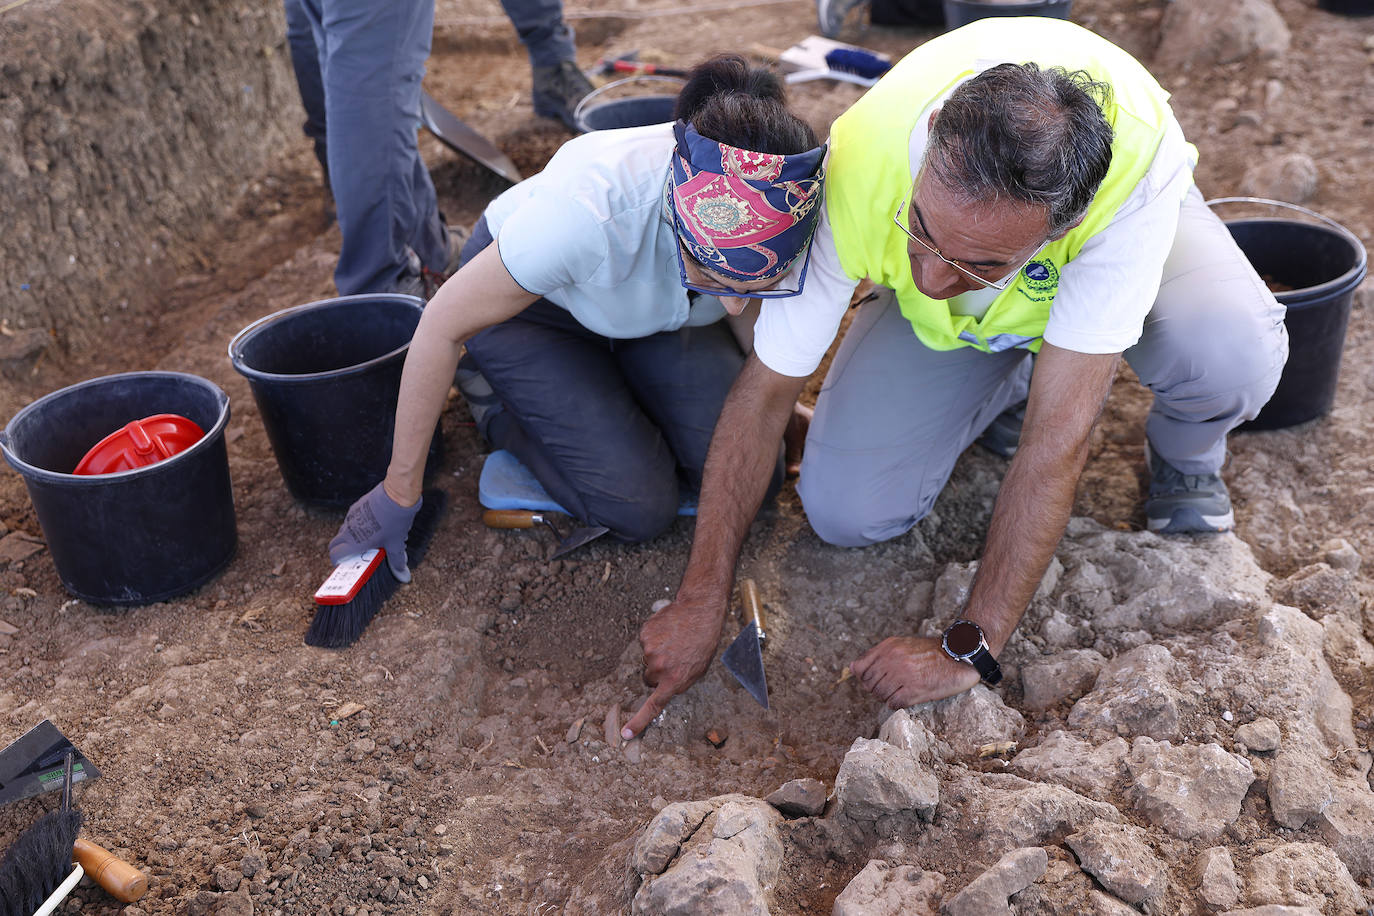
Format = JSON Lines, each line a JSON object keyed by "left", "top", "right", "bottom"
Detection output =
{"left": 943, "top": 0, "right": 1072, "bottom": 27}
{"left": 228, "top": 293, "right": 440, "bottom": 507}
{"left": 574, "top": 76, "right": 681, "bottom": 134}
{"left": 1317, "top": 0, "right": 1374, "bottom": 14}
{"left": 0, "top": 372, "right": 236, "bottom": 605}
{"left": 1212, "top": 198, "right": 1369, "bottom": 431}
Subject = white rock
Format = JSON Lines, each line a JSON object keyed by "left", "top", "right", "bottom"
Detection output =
{"left": 908, "top": 685, "right": 1024, "bottom": 758}
{"left": 1316, "top": 783, "right": 1374, "bottom": 881}
{"left": 833, "top": 738, "right": 938, "bottom": 823}
{"left": 1198, "top": 847, "right": 1242, "bottom": 908}
{"left": 1066, "top": 822, "right": 1167, "bottom": 906}
{"left": 830, "top": 860, "right": 943, "bottom": 916}
{"left": 1020, "top": 649, "right": 1107, "bottom": 711}
{"left": 1009, "top": 731, "right": 1127, "bottom": 801}
{"left": 1235, "top": 717, "right": 1281, "bottom": 753}
{"left": 1244, "top": 842, "right": 1368, "bottom": 912}
{"left": 1125, "top": 738, "right": 1255, "bottom": 841}
{"left": 1267, "top": 748, "right": 1333, "bottom": 829}
{"left": 1067, "top": 644, "right": 1183, "bottom": 740}
{"left": 942, "top": 847, "right": 1048, "bottom": 916}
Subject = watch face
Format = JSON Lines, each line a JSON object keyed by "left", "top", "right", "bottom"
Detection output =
{"left": 944, "top": 620, "right": 983, "bottom": 657}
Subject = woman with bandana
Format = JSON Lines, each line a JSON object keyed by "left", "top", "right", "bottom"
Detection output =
{"left": 328, "top": 55, "right": 828, "bottom": 581}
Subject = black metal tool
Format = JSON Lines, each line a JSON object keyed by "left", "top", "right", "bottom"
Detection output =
{"left": 721, "top": 578, "right": 769, "bottom": 709}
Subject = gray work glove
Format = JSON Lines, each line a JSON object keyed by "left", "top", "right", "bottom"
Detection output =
{"left": 329, "top": 483, "right": 422, "bottom": 583}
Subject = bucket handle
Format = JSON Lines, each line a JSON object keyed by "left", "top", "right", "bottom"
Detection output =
{"left": 572, "top": 75, "right": 686, "bottom": 132}
{"left": 1205, "top": 196, "right": 1351, "bottom": 237}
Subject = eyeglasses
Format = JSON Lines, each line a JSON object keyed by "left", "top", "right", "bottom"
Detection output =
{"left": 671, "top": 207, "right": 812, "bottom": 300}
{"left": 893, "top": 195, "right": 1041, "bottom": 291}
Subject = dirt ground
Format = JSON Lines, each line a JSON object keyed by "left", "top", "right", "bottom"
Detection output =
{"left": 1, "top": 0, "right": 1373, "bottom": 913}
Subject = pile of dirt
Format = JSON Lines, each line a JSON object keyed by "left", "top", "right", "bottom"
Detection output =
{"left": 1, "top": 0, "right": 1372, "bottom": 913}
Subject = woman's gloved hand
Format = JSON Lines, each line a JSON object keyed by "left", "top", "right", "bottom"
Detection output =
{"left": 328, "top": 483, "right": 422, "bottom": 582}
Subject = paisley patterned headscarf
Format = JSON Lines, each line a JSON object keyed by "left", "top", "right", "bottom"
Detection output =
{"left": 669, "top": 120, "right": 826, "bottom": 282}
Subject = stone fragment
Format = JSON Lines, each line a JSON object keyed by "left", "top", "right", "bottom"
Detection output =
{"left": 832, "top": 738, "right": 938, "bottom": 822}
{"left": 1198, "top": 847, "right": 1242, "bottom": 908}
{"left": 631, "top": 796, "right": 783, "bottom": 916}
{"left": 942, "top": 847, "right": 1048, "bottom": 916}
{"left": 212, "top": 865, "right": 242, "bottom": 892}
{"left": 1066, "top": 822, "right": 1166, "bottom": 906}
{"left": 909, "top": 685, "right": 1024, "bottom": 759}
{"left": 1068, "top": 645, "right": 1182, "bottom": 740}
{"left": 1272, "top": 563, "right": 1360, "bottom": 619}
{"left": 0, "top": 532, "right": 44, "bottom": 565}
{"left": 1234, "top": 717, "right": 1281, "bottom": 753}
{"left": 1221, "top": 908, "right": 1322, "bottom": 916}
{"left": 1267, "top": 749, "right": 1333, "bottom": 829}
{"left": 1239, "top": 154, "right": 1319, "bottom": 204}
{"left": 1020, "top": 649, "right": 1106, "bottom": 710}
{"left": 830, "top": 860, "right": 943, "bottom": 916}
{"left": 1156, "top": 0, "right": 1291, "bottom": 70}
{"left": 960, "top": 776, "right": 1121, "bottom": 859}
{"left": 631, "top": 799, "right": 714, "bottom": 875}
{"left": 1010, "top": 731, "right": 1127, "bottom": 801}
{"left": 1244, "top": 842, "right": 1368, "bottom": 912}
{"left": 1316, "top": 784, "right": 1374, "bottom": 880}
{"left": 1320, "top": 538, "right": 1361, "bottom": 573}
{"left": 0, "top": 326, "right": 49, "bottom": 363}
{"left": 1125, "top": 738, "right": 1254, "bottom": 841}
{"left": 764, "top": 778, "right": 826, "bottom": 818}
{"left": 877, "top": 709, "right": 946, "bottom": 762}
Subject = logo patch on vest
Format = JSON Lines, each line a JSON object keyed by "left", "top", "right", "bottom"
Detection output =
{"left": 1018, "top": 258, "right": 1060, "bottom": 302}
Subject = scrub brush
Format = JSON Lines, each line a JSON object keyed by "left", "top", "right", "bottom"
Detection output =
{"left": 306, "top": 488, "right": 447, "bottom": 648}
{"left": 785, "top": 47, "right": 892, "bottom": 87}
{"left": 0, "top": 752, "right": 81, "bottom": 916}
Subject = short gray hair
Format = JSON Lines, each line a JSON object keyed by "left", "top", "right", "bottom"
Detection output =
{"left": 925, "top": 63, "right": 1114, "bottom": 237}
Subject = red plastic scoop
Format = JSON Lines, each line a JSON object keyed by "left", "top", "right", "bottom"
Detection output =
{"left": 73, "top": 414, "right": 205, "bottom": 475}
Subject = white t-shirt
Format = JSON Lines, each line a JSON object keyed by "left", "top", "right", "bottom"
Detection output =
{"left": 484, "top": 123, "right": 728, "bottom": 339}
{"left": 754, "top": 84, "right": 1197, "bottom": 378}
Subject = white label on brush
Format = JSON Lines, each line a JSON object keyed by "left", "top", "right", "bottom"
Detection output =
{"left": 314, "top": 550, "right": 383, "bottom": 603}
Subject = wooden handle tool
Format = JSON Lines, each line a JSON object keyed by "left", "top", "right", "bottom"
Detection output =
{"left": 482, "top": 509, "right": 552, "bottom": 530}
{"left": 738, "top": 578, "right": 767, "bottom": 643}
{"left": 73, "top": 836, "right": 148, "bottom": 903}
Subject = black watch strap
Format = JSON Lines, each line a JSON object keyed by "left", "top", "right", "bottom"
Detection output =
{"left": 967, "top": 648, "right": 1003, "bottom": 686}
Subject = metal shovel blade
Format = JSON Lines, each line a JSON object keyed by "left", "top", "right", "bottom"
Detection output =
{"left": 722, "top": 621, "right": 769, "bottom": 709}
{"left": 0, "top": 719, "right": 102, "bottom": 807}
{"left": 419, "top": 90, "right": 523, "bottom": 184}
{"left": 551, "top": 524, "right": 611, "bottom": 559}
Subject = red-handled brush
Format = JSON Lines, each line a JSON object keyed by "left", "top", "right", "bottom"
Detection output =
{"left": 305, "top": 489, "right": 447, "bottom": 648}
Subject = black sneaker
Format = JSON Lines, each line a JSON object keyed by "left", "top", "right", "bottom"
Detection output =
{"left": 392, "top": 224, "right": 468, "bottom": 300}
{"left": 532, "top": 60, "right": 595, "bottom": 132}
{"left": 976, "top": 400, "right": 1026, "bottom": 459}
{"left": 1144, "top": 444, "right": 1235, "bottom": 534}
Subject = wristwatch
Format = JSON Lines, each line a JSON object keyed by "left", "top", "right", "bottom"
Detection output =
{"left": 941, "top": 619, "right": 1003, "bottom": 686}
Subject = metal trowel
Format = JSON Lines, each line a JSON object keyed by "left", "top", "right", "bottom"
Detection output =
{"left": 722, "top": 578, "right": 769, "bottom": 709}
{"left": 481, "top": 509, "right": 611, "bottom": 559}
{"left": 0, "top": 719, "right": 101, "bottom": 807}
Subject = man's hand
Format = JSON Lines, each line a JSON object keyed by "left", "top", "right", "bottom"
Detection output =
{"left": 622, "top": 598, "right": 726, "bottom": 739}
{"left": 850, "top": 636, "right": 981, "bottom": 709}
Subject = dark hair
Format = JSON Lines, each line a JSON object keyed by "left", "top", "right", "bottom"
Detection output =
{"left": 675, "top": 54, "right": 819, "bottom": 155}
{"left": 926, "top": 63, "right": 1114, "bottom": 236}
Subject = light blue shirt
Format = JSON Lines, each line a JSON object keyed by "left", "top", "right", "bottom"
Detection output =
{"left": 483, "top": 123, "right": 727, "bottom": 339}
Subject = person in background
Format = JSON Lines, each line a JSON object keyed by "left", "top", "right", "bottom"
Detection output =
{"left": 621, "top": 17, "right": 1287, "bottom": 737}
{"left": 327, "top": 55, "right": 825, "bottom": 580}
{"left": 282, "top": 0, "right": 595, "bottom": 299}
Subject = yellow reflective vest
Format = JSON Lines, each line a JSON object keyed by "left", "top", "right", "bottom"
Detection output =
{"left": 826, "top": 17, "right": 1191, "bottom": 353}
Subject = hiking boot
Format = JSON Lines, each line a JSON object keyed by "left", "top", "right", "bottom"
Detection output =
{"left": 976, "top": 400, "right": 1026, "bottom": 459}
{"left": 455, "top": 352, "right": 503, "bottom": 438}
{"left": 391, "top": 223, "right": 468, "bottom": 300}
{"left": 1144, "top": 444, "right": 1235, "bottom": 534}
{"left": 818, "top": 0, "right": 869, "bottom": 37}
{"left": 532, "top": 60, "right": 595, "bottom": 132}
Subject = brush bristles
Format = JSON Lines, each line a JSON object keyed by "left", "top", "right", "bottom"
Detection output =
{"left": 304, "top": 488, "right": 448, "bottom": 649}
{"left": 0, "top": 809, "right": 82, "bottom": 916}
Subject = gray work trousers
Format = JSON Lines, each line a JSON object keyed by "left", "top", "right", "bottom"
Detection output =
{"left": 797, "top": 184, "right": 1289, "bottom": 547}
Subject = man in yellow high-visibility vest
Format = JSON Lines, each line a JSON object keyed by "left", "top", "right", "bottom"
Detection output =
{"left": 622, "top": 18, "right": 1287, "bottom": 737}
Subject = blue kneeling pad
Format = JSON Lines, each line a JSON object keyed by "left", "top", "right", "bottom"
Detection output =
{"left": 477, "top": 450, "right": 697, "bottom": 516}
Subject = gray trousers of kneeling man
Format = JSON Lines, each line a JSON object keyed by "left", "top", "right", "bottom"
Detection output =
{"left": 796, "top": 184, "right": 1290, "bottom": 548}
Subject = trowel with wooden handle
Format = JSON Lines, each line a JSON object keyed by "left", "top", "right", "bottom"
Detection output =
{"left": 481, "top": 509, "right": 610, "bottom": 559}
{"left": 0, "top": 719, "right": 101, "bottom": 808}
{"left": 721, "top": 578, "right": 769, "bottom": 709}
{"left": 419, "top": 90, "right": 523, "bottom": 185}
